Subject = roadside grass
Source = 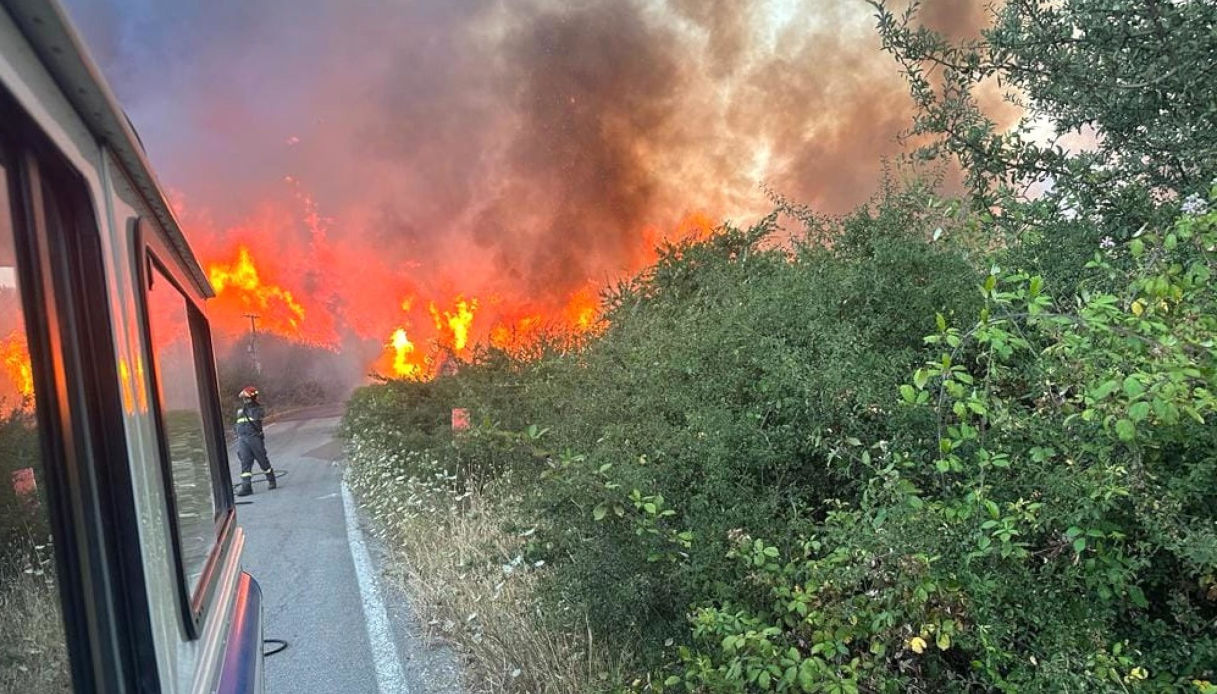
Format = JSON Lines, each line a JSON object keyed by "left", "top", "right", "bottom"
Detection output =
{"left": 347, "top": 444, "right": 616, "bottom": 694}
{"left": 0, "top": 565, "right": 70, "bottom": 692}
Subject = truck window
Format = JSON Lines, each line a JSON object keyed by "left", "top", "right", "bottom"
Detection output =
{"left": 0, "top": 139, "right": 70, "bottom": 692}
{"left": 144, "top": 260, "right": 219, "bottom": 592}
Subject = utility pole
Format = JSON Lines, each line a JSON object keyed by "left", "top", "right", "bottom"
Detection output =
{"left": 243, "top": 313, "right": 261, "bottom": 375}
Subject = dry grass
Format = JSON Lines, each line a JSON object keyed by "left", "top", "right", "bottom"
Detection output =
{"left": 383, "top": 491, "right": 614, "bottom": 694}
{"left": 0, "top": 568, "right": 71, "bottom": 692}
{"left": 347, "top": 445, "right": 617, "bottom": 694}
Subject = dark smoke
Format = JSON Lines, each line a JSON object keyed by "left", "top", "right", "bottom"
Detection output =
{"left": 472, "top": 2, "right": 683, "bottom": 293}
{"left": 63, "top": 0, "right": 996, "bottom": 334}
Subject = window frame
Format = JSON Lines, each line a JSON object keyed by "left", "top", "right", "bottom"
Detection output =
{"left": 0, "top": 85, "right": 161, "bottom": 691}
{"left": 134, "top": 219, "right": 236, "bottom": 639}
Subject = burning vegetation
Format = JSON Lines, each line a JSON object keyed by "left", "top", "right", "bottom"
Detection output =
{"left": 69, "top": 0, "right": 997, "bottom": 387}
{"left": 189, "top": 181, "right": 717, "bottom": 381}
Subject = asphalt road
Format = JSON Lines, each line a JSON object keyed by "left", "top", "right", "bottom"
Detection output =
{"left": 229, "top": 405, "right": 462, "bottom": 694}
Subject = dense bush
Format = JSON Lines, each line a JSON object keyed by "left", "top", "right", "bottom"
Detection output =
{"left": 344, "top": 192, "right": 985, "bottom": 660}
{"left": 658, "top": 196, "right": 1217, "bottom": 692}
{"left": 505, "top": 202, "right": 983, "bottom": 651}
{"left": 346, "top": 191, "right": 1217, "bottom": 693}
{"left": 342, "top": 1, "right": 1217, "bottom": 690}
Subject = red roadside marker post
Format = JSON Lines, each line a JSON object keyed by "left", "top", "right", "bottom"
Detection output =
{"left": 451, "top": 408, "right": 470, "bottom": 432}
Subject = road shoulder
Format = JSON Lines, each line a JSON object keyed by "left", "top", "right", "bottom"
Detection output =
{"left": 343, "top": 471, "right": 465, "bottom": 694}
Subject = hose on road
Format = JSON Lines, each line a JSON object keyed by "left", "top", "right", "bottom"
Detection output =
{"left": 263, "top": 639, "right": 289, "bottom": 657}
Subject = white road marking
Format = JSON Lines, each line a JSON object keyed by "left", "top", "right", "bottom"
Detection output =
{"left": 315, "top": 492, "right": 339, "bottom": 500}
{"left": 341, "top": 478, "right": 409, "bottom": 694}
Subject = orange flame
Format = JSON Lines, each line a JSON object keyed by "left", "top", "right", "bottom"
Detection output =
{"left": 429, "top": 298, "right": 478, "bottom": 353}
{"left": 0, "top": 332, "right": 33, "bottom": 404}
{"left": 208, "top": 246, "right": 308, "bottom": 337}
{"left": 562, "top": 288, "right": 600, "bottom": 333}
{"left": 368, "top": 214, "right": 709, "bottom": 376}
{"left": 489, "top": 314, "right": 543, "bottom": 352}
{"left": 186, "top": 180, "right": 717, "bottom": 382}
{"left": 675, "top": 211, "right": 716, "bottom": 240}
{"left": 389, "top": 328, "right": 428, "bottom": 379}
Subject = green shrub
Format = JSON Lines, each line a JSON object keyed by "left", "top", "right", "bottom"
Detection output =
{"left": 518, "top": 202, "right": 981, "bottom": 653}
{"left": 652, "top": 194, "right": 1217, "bottom": 692}
{"left": 340, "top": 1, "right": 1217, "bottom": 688}
{"left": 344, "top": 194, "right": 984, "bottom": 666}
{"left": 343, "top": 191, "right": 1217, "bottom": 692}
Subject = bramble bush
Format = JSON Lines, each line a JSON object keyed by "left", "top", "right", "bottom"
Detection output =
{"left": 344, "top": 189, "right": 986, "bottom": 668}
{"left": 344, "top": 192, "right": 1217, "bottom": 691}
{"left": 341, "top": 1, "right": 1217, "bottom": 690}
{"left": 650, "top": 190, "right": 1217, "bottom": 693}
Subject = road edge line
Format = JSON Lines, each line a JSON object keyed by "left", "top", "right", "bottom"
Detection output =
{"left": 341, "top": 476, "right": 409, "bottom": 694}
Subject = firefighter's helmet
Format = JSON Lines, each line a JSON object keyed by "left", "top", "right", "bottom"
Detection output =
{"left": 238, "top": 386, "right": 259, "bottom": 400}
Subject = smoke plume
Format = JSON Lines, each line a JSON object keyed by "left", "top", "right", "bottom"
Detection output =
{"left": 63, "top": 0, "right": 995, "bottom": 375}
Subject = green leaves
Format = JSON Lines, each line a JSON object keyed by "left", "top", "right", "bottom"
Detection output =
{"left": 1127, "top": 401, "right": 1150, "bottom": 423}
{"left": 1090, "top": 379, "right": 1120, "bottom": 401}
{"left": 1122, "top": 376, "right": 1144, "bottom": 398}
{"left": 1114, "top": 418, "right": 1136, "bottom": 442}
{"left": 342, "top": 164, "right": 1217, "bottom": 694}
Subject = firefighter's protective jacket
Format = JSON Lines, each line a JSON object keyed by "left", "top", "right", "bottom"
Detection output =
{"left": 235, "top": 403, "right": 266, "bottom": 439}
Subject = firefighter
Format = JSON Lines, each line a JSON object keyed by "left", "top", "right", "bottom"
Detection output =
{"left": 235, "top": 386, "right": 276, "bottom": 496}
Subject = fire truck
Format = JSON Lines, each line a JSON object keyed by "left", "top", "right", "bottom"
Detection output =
{"left": 0, "top": 0, "right": 263, "bottom": 691}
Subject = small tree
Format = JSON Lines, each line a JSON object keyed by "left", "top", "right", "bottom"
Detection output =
{"left": 870, "top": 0, "right": 1217, "bottom": 235}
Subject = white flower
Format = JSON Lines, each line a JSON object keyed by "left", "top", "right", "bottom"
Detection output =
{"left": 1181, "top": 193, "right": 1209, "bottom": 216}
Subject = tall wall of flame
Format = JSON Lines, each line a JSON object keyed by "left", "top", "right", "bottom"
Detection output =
{"left": 63, "top": 0, "right": 998, "bottom": 375}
